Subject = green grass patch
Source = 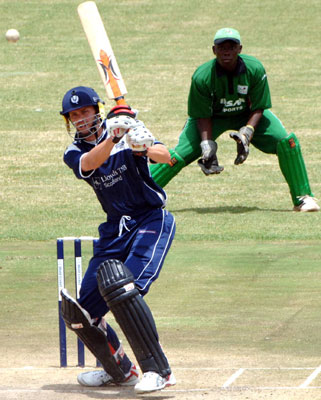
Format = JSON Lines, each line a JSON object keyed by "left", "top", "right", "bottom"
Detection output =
{"left": 1, "top": 0, "right": 321, "bottom": 372}
{"left": 1, "top": 240, "right": 321, "bottom": 365}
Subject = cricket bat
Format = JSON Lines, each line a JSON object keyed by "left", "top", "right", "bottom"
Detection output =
{"left": 77, "top": 1, "right": 127, "bottom": 105}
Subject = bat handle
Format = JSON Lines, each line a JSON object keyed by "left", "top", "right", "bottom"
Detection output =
{"left": 115, "top": 97, "right": 127, "bottom": 105}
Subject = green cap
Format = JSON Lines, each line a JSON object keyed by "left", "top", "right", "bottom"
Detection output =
{"left": 214, "top": 28, "right": 241, "bottom": 44}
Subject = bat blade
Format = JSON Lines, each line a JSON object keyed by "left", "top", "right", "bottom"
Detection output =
{"left": 99, "top": 49, "right": 126, "bottom": 105}
{"left": 77, "top": 1, "right": 127, "bottom": 104}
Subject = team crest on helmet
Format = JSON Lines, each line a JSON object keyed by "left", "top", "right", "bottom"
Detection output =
{"left": 71, "top": 95, "right": 79, "bottom": 104}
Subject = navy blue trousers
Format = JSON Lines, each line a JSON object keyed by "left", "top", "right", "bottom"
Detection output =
{"left": 78, "top": 208, "right": 176, "bottom": 318}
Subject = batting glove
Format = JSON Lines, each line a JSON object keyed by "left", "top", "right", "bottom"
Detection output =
{"left": 229, "top": 125, "right": 254, "bottom": 165}
{"left": 127, "top": 122, "right": 155, "bottom": 156}
{"left": 107, "top": 104, "right": 137, "bottom": 119}
{"left": 107, "top": 105, "right": 137, "bottom": 143}
{"left": 107, "top": 115, "right": 137, "bottom": 143}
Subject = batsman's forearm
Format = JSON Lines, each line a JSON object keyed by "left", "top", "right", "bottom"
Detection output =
{"left": 147, "top": 144, "right": 171, "bottom": 164}
{"left": 197, "top": 118, "right": 213, "bottom": 140}
{"left": 81, "top": 137, "right": 115, "bottom": 171}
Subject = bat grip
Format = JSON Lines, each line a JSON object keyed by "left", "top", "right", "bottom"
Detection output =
{"left": 115, "top": 97, "right": 127, "bottom": 105}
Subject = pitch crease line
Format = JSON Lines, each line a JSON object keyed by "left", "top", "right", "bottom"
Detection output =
{"left": 222, "top": 368, "right": 245, "bottom": 388}
{"left": 0, "top": 366, "right": 319, "bottom": 371}
{"left": 299, "top": 364, "right": 321, "bottom": 388}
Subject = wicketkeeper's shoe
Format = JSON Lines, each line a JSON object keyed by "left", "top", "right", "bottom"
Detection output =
{"left": 134, "top": 371, "right": 176, "bottom": 394}
{"left": 293, "top": 195, "right": 320, "bottom": 212}
{"left": 77, "top": 363, "right": 139, "bottom": 387}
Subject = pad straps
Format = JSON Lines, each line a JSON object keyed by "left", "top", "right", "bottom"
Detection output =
{"left": 61, "top": 289, "right": 126, "bottom": 382}
{"left": 97, "top": 259, "right": 171, "bottom": 377}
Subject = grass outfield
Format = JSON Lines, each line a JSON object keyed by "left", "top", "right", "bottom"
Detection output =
{"left": 1, "top": 0, "right": 321, "bottom": 397}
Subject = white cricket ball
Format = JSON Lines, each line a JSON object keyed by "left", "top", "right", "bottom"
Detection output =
{"left": 5, "top": 29, "right": 20, "bottom": 43}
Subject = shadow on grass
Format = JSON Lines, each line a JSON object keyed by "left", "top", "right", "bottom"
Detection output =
{"left": 172, "top": 206, "right": 290, "bottom": 214}
{"left": 42, "top": 384, "right": 173, "bottom": 399}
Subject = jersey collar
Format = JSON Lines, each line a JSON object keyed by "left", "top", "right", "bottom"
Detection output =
{"left": 215, "top": 56, "right": 247, "bottom": 77}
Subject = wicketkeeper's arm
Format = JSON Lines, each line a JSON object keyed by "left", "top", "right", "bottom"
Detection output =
{"left": 197, "top": 118, "right": 212, "bottom": 141}
{"left": 246, "top": 109, "right": 263, "bottom": 130}
{"left": 197, "top": 118, "right": 215, "bottom": 160}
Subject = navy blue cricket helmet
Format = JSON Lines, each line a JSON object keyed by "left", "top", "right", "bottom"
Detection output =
{"left": 60, "top": 86, "right": 106, "bottom": 139}
{"left": 60, "top": 86, "right": 104, "bottom": 116}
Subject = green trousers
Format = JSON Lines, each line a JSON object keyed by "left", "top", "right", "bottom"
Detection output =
{"left": 177, "top": 110, "right": 287, "bottom": 163}
{"left": 150, "top": 110, "right": 313, "bottom": 205}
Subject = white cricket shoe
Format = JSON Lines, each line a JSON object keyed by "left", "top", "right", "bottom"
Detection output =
{"left": 77, "top": 364, "right": 139, "bottom": 387}
{"left": 293, "top": 196, "right": 320, "bottom": 212}
{"left": 134, "top": 371, "right": 176, "bottom": 394}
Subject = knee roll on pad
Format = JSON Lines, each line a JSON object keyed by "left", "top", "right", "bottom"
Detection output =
{"left": 277, "top": 133, "right": 312, "bottom": 204}
{"left": 61, "top": 289, "right": 125, "bottom": 382}
{"left": 97, "top": 259, "right": 171, "bottom": 377}
{"left": 149, "top": 149, "right": 185, "bottom": 187}
{"left": 97, "top": 258, "right": 139, "bottom": 306}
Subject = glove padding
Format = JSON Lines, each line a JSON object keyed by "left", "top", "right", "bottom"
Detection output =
{"left": 198, "top": 139, "right": 224, "bottom": 175}
{"left": 126, "top": 122, "right": 155, "bottom": 156}
{"left": 107, "top": 105, "right": 137, "bottom": 143}
{"left": 200, "top": 139, "right": 217, "bottom": 161}
{"left": 107, "top": 116, "right": 137, "bottom": 143}
{"left": 229, "top": 125, "right": 254, "bottom": 165}
{"left": 198, "top": 156, "right": 224, "bottom": 175}
{"left": 107, "top": 104, "right": 137, "bottom": 119}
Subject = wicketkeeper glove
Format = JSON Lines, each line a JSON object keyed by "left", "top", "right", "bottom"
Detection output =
{"left": 200, "top": 139, "right": 217, "bottom": 161}
{"left": 198, "top": 140, "right": 224, "bottom": 175}
{"left": 198, "top": 157, "right": 224, "bottom": 175}
{"left": 107, "top": 105, "right": 137, "bottom": 143}
{"left": 229, "top": 125, "right": 254, "bottom": 165}
{"left": 126, "top": 122, "right": 155, "bottom": 156}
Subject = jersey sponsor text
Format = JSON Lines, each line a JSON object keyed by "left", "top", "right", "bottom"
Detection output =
{"left": 220, "top": 98, "right": 246, "bottom": 113}
{"left": 92, "top": 164, "right": 127, "bottom": 189}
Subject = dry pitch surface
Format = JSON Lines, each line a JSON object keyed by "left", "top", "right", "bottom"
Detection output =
{"left": 2, "top": 350, "right": 321, "bottom": 400}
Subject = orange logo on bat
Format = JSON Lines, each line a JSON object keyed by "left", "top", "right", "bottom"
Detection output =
{"left": 98, "top": 53, "right": 120, "bottom": 83}
{"left": 98, "top": 49, "right": 122, "bottom": 99}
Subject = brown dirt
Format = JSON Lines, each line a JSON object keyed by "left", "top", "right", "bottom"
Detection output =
{"left": 1, "top": 349, "right": 321, "bottom": 400}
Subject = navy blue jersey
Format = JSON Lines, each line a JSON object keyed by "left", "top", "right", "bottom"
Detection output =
{"left": 63, "top": 123, "right": 167, "bottom": 221}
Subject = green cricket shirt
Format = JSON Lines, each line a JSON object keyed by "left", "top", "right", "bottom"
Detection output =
{"left": 188, "top": 54, "right": 272, "bottom": 119}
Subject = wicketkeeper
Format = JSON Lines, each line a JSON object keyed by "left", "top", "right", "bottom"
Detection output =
{"left": 150, "top": 28, "right": 319, "bottom": 212}
{"left": 59, "top": 86, "right": 176, "bottom": 394}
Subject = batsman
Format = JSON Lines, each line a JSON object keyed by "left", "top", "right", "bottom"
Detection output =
{"left": 59, "top": 86, "right": 176, "bottom": 394}
{"left": 150, "top": 28, "right": 319, "bottom": 212}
